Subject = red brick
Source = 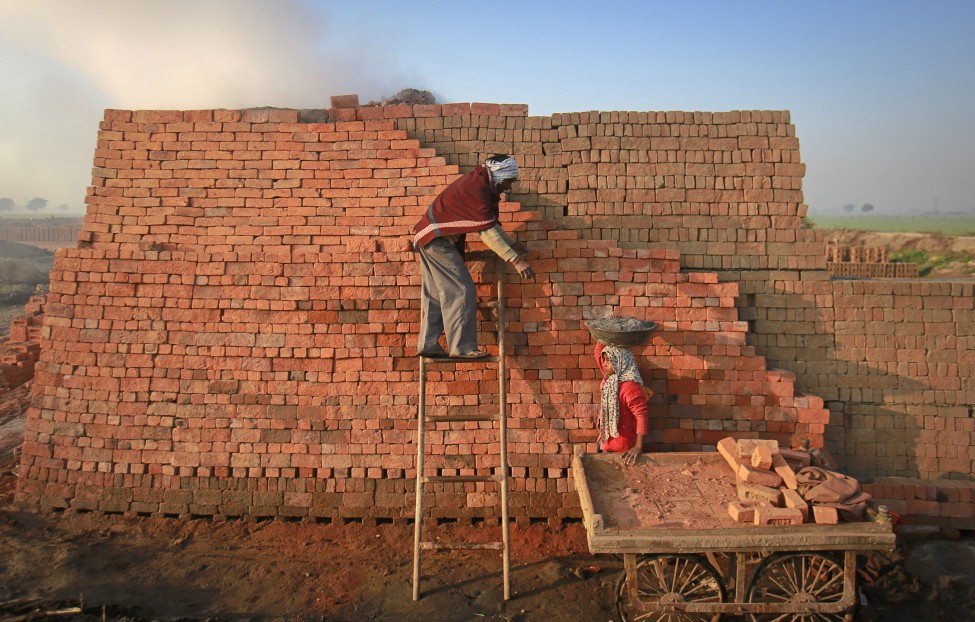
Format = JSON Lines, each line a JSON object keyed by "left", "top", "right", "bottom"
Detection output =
{"left": 755, "top": 507, "right": 804, "bottom": 526}
{"left": 738, "top": 482, "right": 782, "bottom": 506}
{"left": 471, "top": 102, "right": 501, "bottom": 115}
{"left": 812, "top": 505, "right": 839, "bottom": 525}
{"left": 751, "top": 446, "right": 773, "bottom": 470}
{"left": 736, "top": 438, "right": 779, "bottom": 458}
{"left": 330, "top": 94, "right": 359, "bottom": 109}
{"left": 737, "top": 464, "right": 783, "bottom": 488}
{"left": 782, "top": 489, "right": 809, "bottom": 522}
{"left": 771, "top": 454, "right": 798, "bottom": 490}
{"left": 728, "top": 500, "right": 760, "bottom": 523}
{"left": 779, "top": 448, "right": 811, "bottom": 470}
{"left": 717, "top": 438, "right": 741, "bottom": 473}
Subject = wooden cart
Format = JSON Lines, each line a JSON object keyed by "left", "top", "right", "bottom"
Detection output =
{"left": 572, "top": 449, "right": 896, "bottom": 621}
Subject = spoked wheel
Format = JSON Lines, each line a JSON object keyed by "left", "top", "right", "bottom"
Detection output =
{"left": 617, "top": 554, "right": 726, "bottom": 622}
{"left": 746, "top": 553, "right": 850, "bottom": 622}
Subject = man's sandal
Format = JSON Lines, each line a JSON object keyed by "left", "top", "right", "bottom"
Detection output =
{"left": 452, "top": 350, "right": 490, "bottom": 359}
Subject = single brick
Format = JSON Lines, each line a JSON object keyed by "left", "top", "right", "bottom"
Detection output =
{"left": 717, "top": 437, "right": 742, "bottom": 473}
{"left": 771, "top": 453, "right": 798, "bottom": 490}
{"left": 737, "top": 464, "right": 783, "bottom": 488}
{"left": 738, "top": 482, "right": 782, "bottom": 506}
{"left": 782, "top": 489, "right": 809, "bottom": 522}
{"left": 751, "top": 446, "right": 774, "bottom": 470}
{"left": 779, "top": 448, "right": 812, "bottom": 470}
{"left": 728, "top": 500, "right": 761, "bottom": 524}
{"left": 330, "top": 94, "right": 359, "bottom": 109}
{"left": 737, "top": 438, "right": 779, "bottom": 459}
{"left": 755, "top": 507, "right": 804, "bottom": 526}
{"left": 812, "top": 505, "right": 839, "bottom": 525}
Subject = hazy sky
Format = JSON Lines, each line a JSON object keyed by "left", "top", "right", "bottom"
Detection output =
{"left": 1, "top": 0, "right": 973, "bottom": 216}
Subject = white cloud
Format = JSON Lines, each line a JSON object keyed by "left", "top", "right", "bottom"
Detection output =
{"left": 0, "top": 0, "right": 409, "bottom": 207}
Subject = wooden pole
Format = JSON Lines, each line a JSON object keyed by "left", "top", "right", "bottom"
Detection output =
{"left": 412, "top": 355, "right": 426, "bottom": 601}
{"left": 497, "top": 259, "right": 511, "bottom": 601}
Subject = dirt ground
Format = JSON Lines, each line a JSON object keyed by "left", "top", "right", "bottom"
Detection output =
{"left": 2, "top": 467, "right": 973, "bottom": 621}
{"left": 1, "top": 390, "right": 974, "bottom": 621}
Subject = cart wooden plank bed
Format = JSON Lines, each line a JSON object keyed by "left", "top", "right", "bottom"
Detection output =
{"left": 572, "top": 448, "right": 896, "bottom": 621}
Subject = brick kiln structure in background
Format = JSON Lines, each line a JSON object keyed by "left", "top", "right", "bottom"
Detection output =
{"left": 15, "top": 100, "right": 974, "bottom": 529}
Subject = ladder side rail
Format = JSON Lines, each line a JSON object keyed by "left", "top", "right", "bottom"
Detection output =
{"left": 412, "top": 355, "right": 426, "bottom": 601}
{"left": 497, "top": 258, "right": 511, "bottom": 601}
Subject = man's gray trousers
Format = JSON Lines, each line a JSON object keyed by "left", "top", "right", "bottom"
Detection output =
{"left": 417, "top": 237, "right": 478, "bottom": 356}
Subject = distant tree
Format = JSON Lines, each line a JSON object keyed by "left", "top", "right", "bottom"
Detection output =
{"left": 861, "top": 203, "right": 875, "bottom": 214}
{"left": 57, "top": 203, "right": 70, "bottom": 211}
{"left": 0, "top": 197, "right": 15, "bottom": 212}
{"left": 842, "top": 203, "right": 856, "bottom": 214}
{"left": 25, "top": 197, "right": 48, "bottom": 212}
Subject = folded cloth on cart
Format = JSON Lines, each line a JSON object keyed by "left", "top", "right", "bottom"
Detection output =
{"left": 796, "top": 466, "right": 873, "bottom": 521}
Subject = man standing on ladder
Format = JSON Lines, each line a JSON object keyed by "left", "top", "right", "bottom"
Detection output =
{"left": 413, "top": 154, "right": 534, "bottom": 359}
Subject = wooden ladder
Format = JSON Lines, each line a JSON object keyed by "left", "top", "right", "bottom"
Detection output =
{"left": 412, "top": 251, "right": 511, "bottom": 601}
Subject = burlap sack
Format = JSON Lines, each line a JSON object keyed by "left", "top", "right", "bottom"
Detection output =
{"left": 797, "top": 467, "right": 872, "bottom": 521}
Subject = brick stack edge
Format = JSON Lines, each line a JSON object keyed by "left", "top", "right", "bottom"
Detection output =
{"left": 824, "top": 242, "right": 919, "bottom": 278}
{"left": 12, "top": 102, "right": 974, "bottom": 527}
{"left": 1, "top": 295, "right": 45, "bottom": 389}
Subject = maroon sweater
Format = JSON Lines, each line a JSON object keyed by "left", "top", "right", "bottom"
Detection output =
{"left": 413, "top": 166, "right": 500, "bottom": 249}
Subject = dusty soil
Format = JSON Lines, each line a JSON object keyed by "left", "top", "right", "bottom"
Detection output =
{"left": 1, "top": 388, "right": 973, "bottom": 621}
{"left": 586, "top": 455, "right": 738, "bottom": 530}
{"left": 0, "top": 504, "right": 621, "bottom": 622}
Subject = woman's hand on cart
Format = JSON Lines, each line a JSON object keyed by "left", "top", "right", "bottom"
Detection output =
{"left": 620, "top": 434, "right": 644, "bottom": 466}
{"left": 621, "top": 445, "right": 641, "bottom": 466}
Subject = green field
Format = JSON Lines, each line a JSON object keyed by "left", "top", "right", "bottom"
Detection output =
{"left": 809, "top": 215, "right": 975, "bottom": 235}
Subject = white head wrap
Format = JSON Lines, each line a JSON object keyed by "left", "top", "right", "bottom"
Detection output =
{"left": 598, "top": 346, "right": 644, "bottom": 444}
{"left": 485, "top": 156, "right": 519, "bottom": 188}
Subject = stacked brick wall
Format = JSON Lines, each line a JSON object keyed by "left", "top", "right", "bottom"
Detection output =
{"left": 824, "top": 242, "right": 918, "bottom": 278}
{"left": 376, "top": 103, "right": 972, "bottom": 481}
{"left": 831, "top": 280, "right": 974, "bottom": 478}
{"left": 15, "top": 108, "right": 830, "bottom": 519}
{"left": 0, "top": 295, "right": 44, "bottom": 390}
{"left": 0, "top": 219, "right": 83, "bottom": 246}
{"left": 826, "top": 242, "right": 889, "bottom": 264}
{"left": 384, "top": 106, "right": 833, "bottom": 399}
{"left": 863, "top": 477, "right": 975, "bottom": 533}
{"left": 827, "top": 262, "right": 919, "bottom": 279}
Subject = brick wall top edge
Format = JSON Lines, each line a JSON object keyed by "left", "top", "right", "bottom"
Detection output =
{"left": 105, "top": 106, "right": 793, "bottom": 127}
{"left": 549, "top": 110, "right": 792, "bottom": 125}
{"left": 104, "top": 108, "right": 305, "bottom": 124}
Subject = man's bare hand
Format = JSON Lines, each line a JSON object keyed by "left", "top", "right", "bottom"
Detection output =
{"left": 512, "top": 257, "right": 535, "bottom": 280}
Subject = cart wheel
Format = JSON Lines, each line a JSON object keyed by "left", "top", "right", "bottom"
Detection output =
{"left": 617, "top": 554, "right": 726, "bottom": 622}
{"left": 746, "top": 552, "right": 849, "bottom": 621}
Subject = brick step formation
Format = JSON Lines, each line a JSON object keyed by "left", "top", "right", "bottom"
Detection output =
{"left": 0, "top": 295, "right": 45, "bottom": 389}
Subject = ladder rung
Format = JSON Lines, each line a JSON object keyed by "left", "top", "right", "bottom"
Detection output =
{"left": 422, "top": 475, "right": 499, "bottom": 484}
{"left": 421, "top": 541, "right": 504, "bottom": 551}
{"left": 478, "top": 300, "right": 500, "bottom": 310}
{"left": 423, "top": 355, "right": 500, "bottom": 364}
{"left": 427, "top": 414, "right": 500, "bottom": 423}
